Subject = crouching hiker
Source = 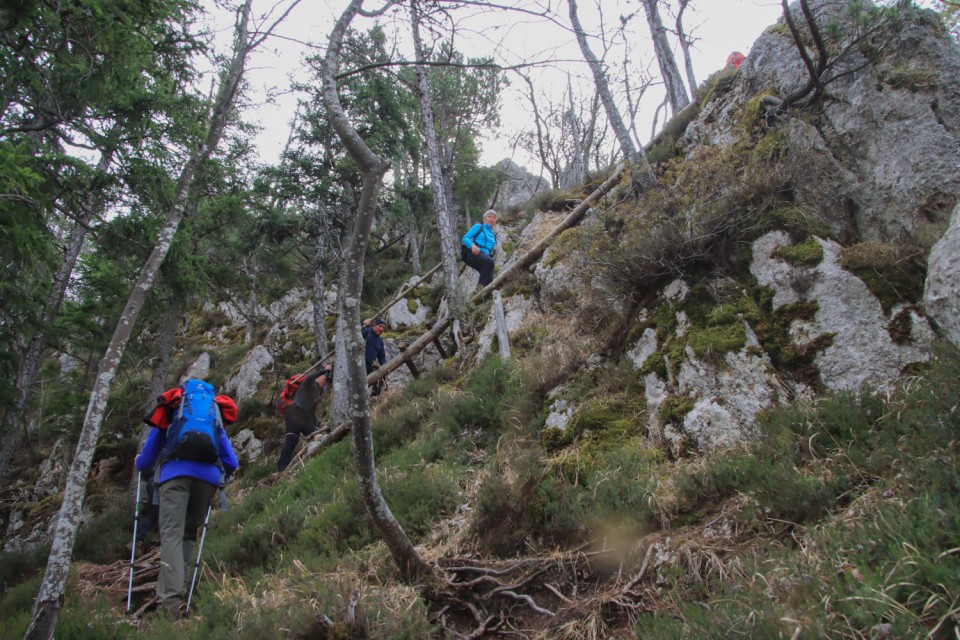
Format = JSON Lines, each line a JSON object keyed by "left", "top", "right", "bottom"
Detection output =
{"left": 461, "top": 209, "right": 498, "bottom": 287}
{"left": 362, "top": 317, "right": 388, "bottom": 396}
{"left": 136, "top": 379, "right": 239, "bottom": 618}
{"left": 275, "top": 364, "right": 332, "bottom": 472}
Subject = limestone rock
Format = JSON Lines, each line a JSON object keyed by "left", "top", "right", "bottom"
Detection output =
{"left": 180, "top": 351, "right": 210, "bottom": 383}
{"left": 225, "top": 345, "right": 274, "bottom": 404}
{"left": 33, "top": 438, "right": 68, "bottom": 499}
{"left": 685, "top": 1, "right": 960, "bottom": 246}
{"left": 492, "top": 158, "right": 548, "bottom": 210}
{"left": 386, "top": 278, "right": 429, "bottom": 327}
{"left": 925, "top": 203, "right": 960, "bottom": 348}
{"left": 544, "top": 398, "right": 574, "bottom": 432}
{"left": 232, "top": 428, "right": 264, "bottom": 464}
{"left": 473, "top": 295, "right": 536, "bottom": 363}
{"left": 752, "top": 231, "right": 934, "bottom": 391}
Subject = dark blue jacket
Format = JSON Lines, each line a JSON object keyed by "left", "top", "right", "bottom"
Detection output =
{"left": 136, "top": 426, "right": 238, "bottom": 487}
{"left": 462, "top": 222, "right": 496, "bottom": 255}
{"left": 362, "top": 325, "right": 386, "bottom": 368}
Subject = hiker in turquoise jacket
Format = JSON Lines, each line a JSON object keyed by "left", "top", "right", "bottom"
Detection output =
{"left": 135, "top": 394, "right": 238, "bottom": 618}
{"left": 461, "top": 209, "right": 498, "bottom": 286}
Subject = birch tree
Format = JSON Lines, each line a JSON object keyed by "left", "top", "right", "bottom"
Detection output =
{"left": 639, "top": 0, "right": 690, "bottom": 113}
{"left": 567, "top": 0, "right": 655, "bottom": 190}
{"left": 410, "top": 0, "right": 467, "bottom": 330}
{"left": 22, "top": 1, "right": 270, "bottom": 635}
{"left": 674, "top": 0, "right": 699, "bottom": 101}
{"left": 321, "top": 0, "right": 435, "bottom": 583}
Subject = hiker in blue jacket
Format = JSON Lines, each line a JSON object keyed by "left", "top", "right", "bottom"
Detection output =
{"left": 461, "top": 209, "right": 498, "bottom": 287}
{"left": 362, "top": 317, "right": 388, "bottom": 396}
{"left": 135, "top": 391, "right": 238, "bottom": 618}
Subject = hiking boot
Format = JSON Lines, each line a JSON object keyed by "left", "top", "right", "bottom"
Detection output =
{"left": 159, "top": 599, "right": 187, "bottom": 620}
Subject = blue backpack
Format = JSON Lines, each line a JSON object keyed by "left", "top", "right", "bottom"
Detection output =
{"left": 164, "top": 379, "right": 222, "bottom": 463}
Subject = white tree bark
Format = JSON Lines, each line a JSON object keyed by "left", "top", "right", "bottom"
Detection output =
{"left": 565, "top": 77, "right": 589, "bottom": 187}
{"left": 640, "top": 0, "right": 690, "bottom": 113}
{"left": 23, "top": 2, "right": 255, "bottom": 636}
{"left": 675, "top": 0, "right": 699, "bottom": 100}
{"left": 312, "top": 228, "right": 330, "bottom": 360}
{"left": 567, "top": 0, "right": 655, "bottom": 190}
{"left": 410, "top": 0, "right": 466, "bottom": 322}
{"left": 321, "top": 0, "right": 434, "bottom": 584}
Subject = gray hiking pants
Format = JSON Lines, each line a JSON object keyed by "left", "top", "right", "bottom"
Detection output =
{"left": 157, "top": 476, "right": 216, "bottom": 609}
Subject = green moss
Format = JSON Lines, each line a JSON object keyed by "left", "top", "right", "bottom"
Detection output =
{"left": 750, "top": 130, "right": 788, "bottom": 164}
{"left": 540, "top": 426, "right": 571, "bottom": 452}
{"left": 773, "top": 238, "right": 824, "bottom": 266}
{"left": 687, "top": 321, "right": 747, "bottom": 358}
{"left": 882, "top": 65, "right": 938, "bottom": 91}
{"left": 695, "top": 65, "right": 739, "bottom": 107}
{"left": 659, "top": 396, "right": 695, "bottom": 426}
{"left": 406, "top": 297, "right": 418, "bottom": 314}
{"left": 544, "top": 227, "right": 586, "bottom": 267}
{"left": 640, "top": 350, "right": 667, "bottom": 378}
{"left": 841, "top": 242, "right": 926, "bottom": 314}
{"left": 758, "top": 205, "right": 834, "bottom": 239}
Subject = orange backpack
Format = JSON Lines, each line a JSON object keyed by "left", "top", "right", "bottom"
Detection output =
{"left": 276, "top": 374, "right": 306, "bottom": 416}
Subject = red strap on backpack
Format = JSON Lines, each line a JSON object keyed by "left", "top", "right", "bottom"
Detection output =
{"left": 144, "top": 388, "right": 183, "bottom": 429}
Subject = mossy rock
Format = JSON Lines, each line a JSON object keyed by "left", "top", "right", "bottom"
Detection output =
{"left": 757, "top": 205, "right": 833, "bottom": 240}
{"left": 640, "top": 350, "right": 668, "bottom": 378}
{"left": 841, "top": 242, "right": 926, "bottom": 314}
{"left": 881, "top": 65, "right": 938, "bottom": 91}
{"left": 687, "top": 322, "right": 747, "bottom": 359}
{"left": 659, "top": 396, "right": 695, "bottom": 426}
{"left": 772, "top": 238, "right": 824, "bottom": 266}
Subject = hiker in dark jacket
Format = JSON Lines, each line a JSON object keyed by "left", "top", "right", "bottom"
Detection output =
{"left": 135, "top": 392, "right": 238, "bottom": 618}
{"left": 362, "top": 317, "right": 388, "bottom": 396}
{"left": 276, "top": 364, "right": 332, "bottom": 472}
{"left": 461, "top": 209, "right": 498, "bottom": 286}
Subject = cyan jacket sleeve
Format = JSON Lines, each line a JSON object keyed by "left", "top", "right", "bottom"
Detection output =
{"left": 136, "top": 428, "right": 164, "bottom": 471}
{"left": 462, "top": 223, "right": 482, "bottom": 248}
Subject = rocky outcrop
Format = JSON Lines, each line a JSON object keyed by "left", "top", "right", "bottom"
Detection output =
{"left": 492, "top": 159, "right": 548, "bottom": 210}
{"left": 225, "top": 345, "right": 274, "bottom": 404}
{"left": 683, "top": 1, "right": 960, "bottom": 247}
{"left": 232, "top": 428, "right": 264, "bottom": 463}
{"left": 925, "top": 203, "right": 960, "bottom": 348}
{"left": 472, "top": 295, "right": 536, "bottom": 364}
{"left": 752, "top": 232, "right": 934, "bottom": 390}
{"left": 180, "top": 352, "right": 210, "bottom": 383}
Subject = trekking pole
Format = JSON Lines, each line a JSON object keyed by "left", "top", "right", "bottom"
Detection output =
{"left": 125, "top": 471, "right": 142, "bottom": 613}
{"left": 186, "top": 504, "right": 212, "bottom": 613}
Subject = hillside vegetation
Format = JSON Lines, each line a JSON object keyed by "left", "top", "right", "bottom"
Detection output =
{"left": 2, "top": 2, "right": 960, "bottom": 639}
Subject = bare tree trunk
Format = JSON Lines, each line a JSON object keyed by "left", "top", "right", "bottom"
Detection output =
{"left": 408, "top": 230, "right": 423, "bottom": 274}
{"left": 640, "top": 0, "right": 690, "bottom": 114}
{"left": 322, "top": 0, "right": 434, "bottom": 585}
{"left": 410, "top": 0, "right": 465, "bottom": 325}
{"left": 23, "top": 3, "right": 255, "bottom": 636}
{"left": 566, "top": 77, "right": 589, "bottom": 187}
{"left": 0, "top": 149, "right": 113, "bottom": 482}
{"left": 518, "top": 73, "right": 560, "bottom": 190}
{"left": 312, "top": 227, "right": 330, "bottom": 359}
{"left": 675, "top": 0, "right": 698, "bottom": 101}
{"left": 126, "top": 296, "right": 181, "bottom": 512}
{"left": 567, "top": 0, "right": 655, "bottom": 190}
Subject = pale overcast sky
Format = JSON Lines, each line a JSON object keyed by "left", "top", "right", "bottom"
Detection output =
{"left": 215, "top": 0, "right": 785, "bottom": 168}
